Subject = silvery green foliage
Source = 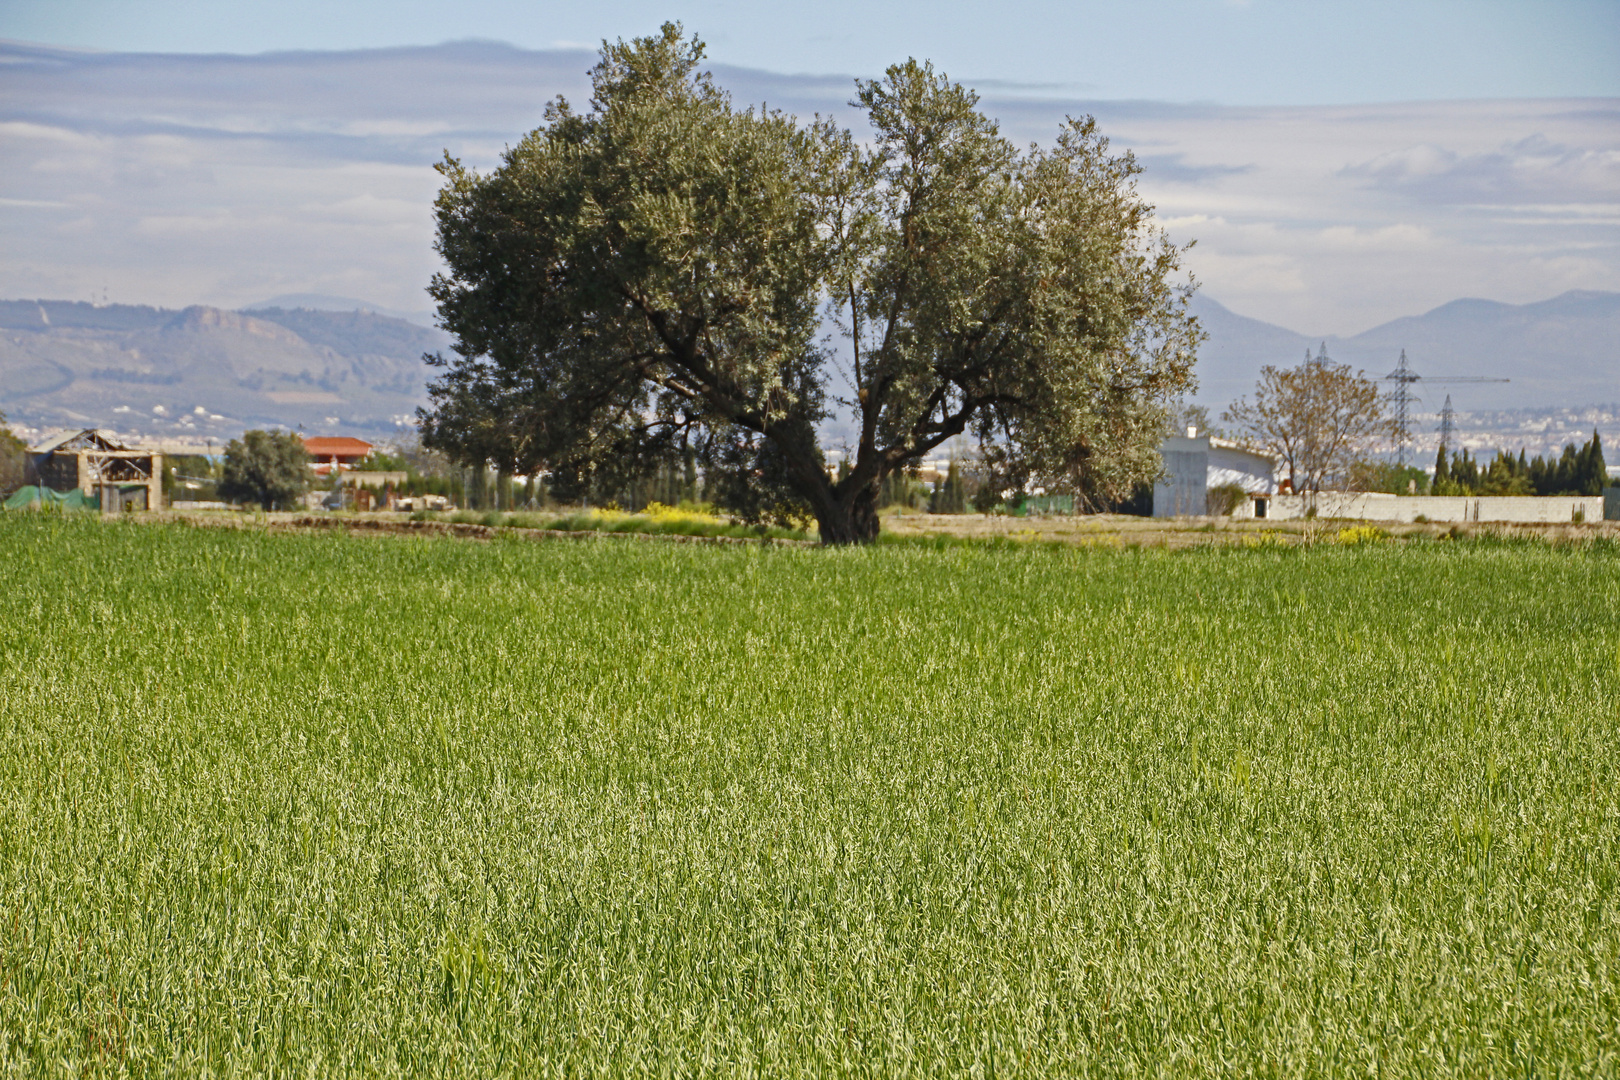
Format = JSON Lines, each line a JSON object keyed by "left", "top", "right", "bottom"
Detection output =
{"left": 422, "top": 25, "right": 1200, "bottom": 541}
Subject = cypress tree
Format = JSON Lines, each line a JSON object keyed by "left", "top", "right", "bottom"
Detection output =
{"left": 1556, "top": 443, "right": 1579, "bottom": 494}
{"left": 1529, "top": 453, "right": 1549, "bottom": 495}
{"left": 1579, "top": 430, "right": 1605, "bottom": 495}
{"left": 930, "top": 459, "right": 967, "bottom": 514}
{"left": 683, "top": 449, "right": 698, "bottom": 503}
{"left": 1449, "top": 448, "right": 1478, "bottom": 493}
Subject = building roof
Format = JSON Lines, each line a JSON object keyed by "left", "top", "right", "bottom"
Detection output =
{"left": 29, "top": 428, "right": 135, "bottom": 454}
{"left": 1208, "top": 437, "right": 1278, "bottom": 465}
{"left": 301, "top": 436, "right": 374, "bottom": 459}
{"left": 1163, "top": 433, "right": 1276, "bottom": 465}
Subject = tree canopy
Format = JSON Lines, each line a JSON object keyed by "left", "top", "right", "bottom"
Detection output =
{"left": 1434, "top": 432, "right": 1607, "bottom": 497}
{"left": 0, "top": 410, "right": 27, "bottom": 496}
{"left": 219, "top": 430, "right": 310, "bottom": 511}
{"left": 1223, "top": 347, "right": 1393, "bottom": 494}
{"left": 421, "top": 24, "right": 1200, "bottom": 542}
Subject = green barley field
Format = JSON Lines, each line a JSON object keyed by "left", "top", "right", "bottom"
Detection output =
{"left": 1, "top": 515, "right": 1617, "bottom": 1076}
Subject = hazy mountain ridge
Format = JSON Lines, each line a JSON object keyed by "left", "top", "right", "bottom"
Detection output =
{"left": 1, "top": 289, "right": 1613, "bottom": 445}
{"left": 1189, "top": 289, "right": 1620, "bottom": 413}
{"left": 0, "top": 299, "right": 449, "bottom": 436}
{"left": 244, "top": 294, "right": 437, "bottom": 327}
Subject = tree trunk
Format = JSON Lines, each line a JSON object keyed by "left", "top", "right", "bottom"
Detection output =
{"left": 811, "top": 481, "right": 880, "bottom": 545}
{"left": 768, "top": 421, "right": 882, "bottom": 546}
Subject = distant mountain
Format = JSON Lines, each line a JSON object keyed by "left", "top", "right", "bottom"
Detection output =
{"left": 0, "top": 300, "right": 450, "bottom": 438}
{"left": 1335, "top": 291, "right": 1619, "bottom": 407}
{"left": 4, "top": 290, "right": 1614, "bottom": 442}
{"left": 244, "top": 294, "right": 437, "bottom": 328}
{"left": 1189, "top": 290, "right": 1620, "bottom": 412}
{"left": 1184, "top": 296, "right": 1311, "bottom": 408}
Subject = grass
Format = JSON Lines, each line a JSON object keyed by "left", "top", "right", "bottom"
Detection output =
{"left": 0, "top": 515, "right": 1617, "bottom": 1075}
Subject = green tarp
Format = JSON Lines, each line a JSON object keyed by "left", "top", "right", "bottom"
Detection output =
{"left": 1007, "top": 494, "right": 1076, "bottom": 517}
{"left": 2, "top": 485, "right": 98, "bottom": 511}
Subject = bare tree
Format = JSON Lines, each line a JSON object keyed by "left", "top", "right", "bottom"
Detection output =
{"left": 1222, "top": 345, "right": 1393, "bottom": 493}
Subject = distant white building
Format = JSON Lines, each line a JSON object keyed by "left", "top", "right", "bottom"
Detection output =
{"left": 1153, "top": 429, "right": 1277, "bottom": 518}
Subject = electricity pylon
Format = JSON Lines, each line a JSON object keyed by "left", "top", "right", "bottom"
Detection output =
{"left": 1379, "top": 350, "right": 1508, "bottom": 466}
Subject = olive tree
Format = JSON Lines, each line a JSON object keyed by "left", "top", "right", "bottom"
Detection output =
{"left": 0, "top": 410, "right": 27, "bottom": 495}
{"left": 421, "top": 24, "right": 1200, "bottom": 543}
{"left": 219, "top": 430, "right": 310, "bottom": 511}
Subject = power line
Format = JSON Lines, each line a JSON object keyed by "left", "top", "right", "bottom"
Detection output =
{"left": 1379, "top": 350, "right": 1509, "bottom": 467}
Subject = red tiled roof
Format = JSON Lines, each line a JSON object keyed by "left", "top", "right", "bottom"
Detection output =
{"left": 302, "top": 436, "right": 373, "bottom": 459}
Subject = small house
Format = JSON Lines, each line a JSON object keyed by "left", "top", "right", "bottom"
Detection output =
{"left": 1152, "top": 430, "right": 1276, "bottom": 518}
{"left": 302, "top": 436, "right": 374, "bottom": 478}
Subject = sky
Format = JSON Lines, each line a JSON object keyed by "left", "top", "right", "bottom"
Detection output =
{"left": 1, "top": 1, "right": 1617, "bottom": 337}
{"left": 5, "top": 0, "right": 1617, "bottom": 104}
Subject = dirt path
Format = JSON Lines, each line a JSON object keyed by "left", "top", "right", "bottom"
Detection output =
{"left": 141, "top": 509, "right": 1619, "bottom": 548}
{"left": 160, "top": 512, "right": 819, "bottom": 547}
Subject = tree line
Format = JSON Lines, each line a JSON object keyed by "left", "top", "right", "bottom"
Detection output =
{"left": 1433, "top": 432, "right": 1607, "bottom": 497}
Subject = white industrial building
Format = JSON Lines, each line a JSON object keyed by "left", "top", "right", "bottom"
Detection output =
{"left": 1153, "top": 431, "right": 1277, "bottom": 517}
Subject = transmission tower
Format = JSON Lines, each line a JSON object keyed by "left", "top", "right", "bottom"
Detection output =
{"left": 1438, "top": 394, "right": 1456, "bottom": 453}
{"left": 1377, "top": 351, "right": 1508, "bottom": 467}
{"left": 1384, "top": 350, "right": 1421, "bottom": 466}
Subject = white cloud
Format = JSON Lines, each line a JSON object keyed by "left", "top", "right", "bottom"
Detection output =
{"left": 0, "top": 196, "right": 71, "bottom": 208}
{"left": 1341, "top": 132, "right": 1620, "bottom": 206}
{"left": 1314, "top": 224, "right": 1436, "bottom": 252}
{"left": 0, "top": 120, "right": 89, "bottom": 144}
{"left": 0, "top": 40, "right": 1615, "bottom": 335}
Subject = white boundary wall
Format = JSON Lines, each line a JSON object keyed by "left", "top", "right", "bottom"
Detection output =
{"left": 1257, "top": 493, "right": 1606, "bottom": 523}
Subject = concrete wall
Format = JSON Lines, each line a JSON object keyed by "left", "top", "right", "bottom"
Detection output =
{"left": 1266, "top": 493, "right": 1607, "bottom": 523}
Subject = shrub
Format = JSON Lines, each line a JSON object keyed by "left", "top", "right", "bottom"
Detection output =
{"left": 1241, "top": 530, "right": 1290, "bottom": 549}
{"left": 1206, "top": 482, "right": 1249, "bottom": 517}
{"left": 1336, "top": 525, "right": 1388, "bottom": 545}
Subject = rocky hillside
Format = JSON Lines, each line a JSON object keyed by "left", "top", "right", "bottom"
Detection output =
{"left": 0, "top": 301, "right": 449, "bottom": 438}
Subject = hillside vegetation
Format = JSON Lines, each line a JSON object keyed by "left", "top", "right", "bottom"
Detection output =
{"left": 0, "top": 518, "right": 1616, "bottom": 1075}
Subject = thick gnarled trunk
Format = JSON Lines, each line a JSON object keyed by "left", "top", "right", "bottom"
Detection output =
{"left": 811, "top": 482, "right": 880, "bottom": 545}
{"left": 772, "top": 425, "right": 882, "bottom": 545}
